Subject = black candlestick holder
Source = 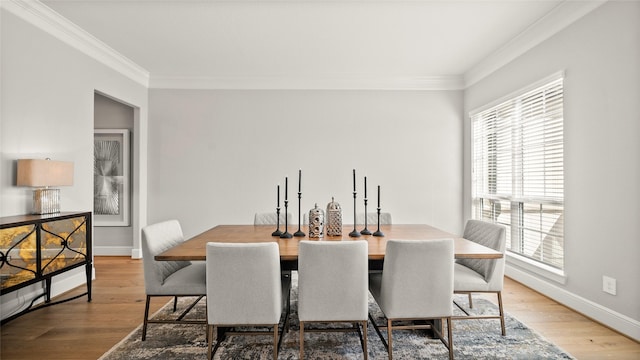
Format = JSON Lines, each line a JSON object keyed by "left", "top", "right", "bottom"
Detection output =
{"left": 280, "top": 200, "right": 292, "bottom": 238}
{"left": 349, "top": 191, "right": 361, "bottom": 237}
{"left": 294, "top": 191, "right": 305, "bottom": 237}
{"left": 361, "top": 198, "right": 371, "bottom": 235}
{"left": 271, "top": 206, "right": 283, "bottom": 236}
{"left": 372, "top": 206, "right": 384, "bottom": 237}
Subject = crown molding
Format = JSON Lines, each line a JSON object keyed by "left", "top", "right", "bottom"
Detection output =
{"left": 1, "top": 0, "right": 150, "bottom": 87}
{"left": 0, "top": 0, "right": 462, "bottom": 92}
{"left": 464, "top": 0, "right": 607, "bottom": 88}
{"left": 149, "top": 75, "right": 465, "bottom": 91}
{"left": 4, "top": 0, "right": 605, "bottom": 91}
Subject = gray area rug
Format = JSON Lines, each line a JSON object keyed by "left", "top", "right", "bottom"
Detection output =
{"left": 100, "top": 279, "right": 574, "bottom": 360}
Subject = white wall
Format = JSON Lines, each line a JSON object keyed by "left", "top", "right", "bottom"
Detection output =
{"left": 149, "top": 89, "right": 464, "bottom": 239}
{"left": 464, "top": 1, "right": 639, "bottom": 337}
{"left": 0, "top": 8, "right": 148, "bottom": 319}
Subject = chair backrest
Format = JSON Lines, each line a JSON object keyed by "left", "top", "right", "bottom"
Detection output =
{"left": 254, "top": 212, "right": 293, "bottom": 225}
{"left": 457, "top": 220, "right": 506, "bottom": 286}
{"left": 141, "top": 220, "right": 191, "bottom": 294}
{"left": 356, "top": 212, "right": 392, "bottom": 225}
{"left": 206, "top": 242, "right": 283, "bottom": 325}
{"left": 379, "top": 239, "right": 454, "bottom": 319}
{"left": 298, "top": 240, "right": 369, "bottom": 322}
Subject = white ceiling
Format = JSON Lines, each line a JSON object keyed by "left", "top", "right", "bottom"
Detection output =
{"left": 34, "top": 0, "right": 603, "bottom": 89}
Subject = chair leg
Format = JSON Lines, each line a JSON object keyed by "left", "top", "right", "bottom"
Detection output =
{"left": 142, "top": 295, "right": 151, "bottom": 341}
{"left": 207, "top": 325, "right": 214, "bottom": 360}
{"left": 468, "top": 293, "right": 473, "bottom": 308}
{"left": 299, "top": 321, "right": 305, "bottom": 360}
{"left": 447, "top": 317, "right": 454, "bottom": 360}
{"left": 273, "top": 323, "right": 279, "bottom": 360}
{"left": 173, "top": 296, "right": 178, "bottom": 312}
{"left": 387, "top": 318, "right": 393, "bottom": 360}
{"left": 205, "top": 303, "right": 209, "bottom": 343}
{"left": 497, "top": 291, "right": 506, "bottom": 336}
{"left": 210, "top": 325, "right": 224, "bottom": 358}
{"left": 362, "top": 320, "right": 368, "bottom": 360}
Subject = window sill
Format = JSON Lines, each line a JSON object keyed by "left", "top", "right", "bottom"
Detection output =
{"left": 506, "top": 252, "right": 566, "bottom": 285}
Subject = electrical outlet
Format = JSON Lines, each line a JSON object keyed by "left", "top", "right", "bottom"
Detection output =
{"left": 602, "top": 275, "right": 617, "bottom": 295}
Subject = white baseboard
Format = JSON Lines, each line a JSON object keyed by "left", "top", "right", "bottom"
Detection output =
{"left": 1, "top": 267, "right": 93, "bottom": 321}
{"left": 131, "top": 248, "right": 142, "bottom": 259}
{"left": 506, "top": 265, "right": 640, "bottom": 342}
{"left": 94, "top": 245, "right": 134, "bottom": 256}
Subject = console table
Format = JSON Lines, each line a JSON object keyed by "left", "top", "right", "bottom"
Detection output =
{"left": 0, "top": 211, "right": 92, "bottom": 324}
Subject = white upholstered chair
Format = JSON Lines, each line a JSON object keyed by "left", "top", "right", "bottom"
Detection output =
{"left": 253, "top": 212, "right": 293, "bottom": 225}
{"left": 369, "top": 239, "right": 454, "bottom": 360}
{"left": 298, "top": 240, "right": 369, "bottom": 359}
{"left": 453, "top": 219, "right": 507, "bottom": 335}
{"left": 205, "top": 242, "right": 291, "bottom": 360}
{"left": 141, "top": 219, "right": 207, "bottom": 341}
{"left": 356, "top": 212, "right": 392, "bottom": 226}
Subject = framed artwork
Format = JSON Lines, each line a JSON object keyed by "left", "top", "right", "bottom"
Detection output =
{"left": 94, "top": 129, "right": 130, "bottom": 226}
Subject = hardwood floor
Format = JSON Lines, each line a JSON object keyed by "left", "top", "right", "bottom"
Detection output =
{"left": 479, "top": 281, "right": 640, "bottom": 359}
{"left": 1, "top": 256, "right": 639, "bottom": 359}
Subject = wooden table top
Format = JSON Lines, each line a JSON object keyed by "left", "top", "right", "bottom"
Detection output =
{"left": 155, "top": 224, "right": 502, "bottom": 261}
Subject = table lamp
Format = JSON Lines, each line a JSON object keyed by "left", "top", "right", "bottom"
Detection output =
{"left": 16, "top": 158, "right": 74, "bottom": 214}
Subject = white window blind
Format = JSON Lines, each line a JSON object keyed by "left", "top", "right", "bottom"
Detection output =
{"left": 471, "top": 75, "right": 564, "bottom": 269}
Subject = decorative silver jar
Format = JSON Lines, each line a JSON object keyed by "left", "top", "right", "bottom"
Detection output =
{"left": 325, "top": 197, "right": 342, "bottom": 236}
{"left": 308, "top": 203, "right": 325, "bottom": 238}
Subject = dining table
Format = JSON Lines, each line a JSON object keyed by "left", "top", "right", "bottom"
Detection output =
{"left": 155, "top": 224, "right": 502, "bottom": 270}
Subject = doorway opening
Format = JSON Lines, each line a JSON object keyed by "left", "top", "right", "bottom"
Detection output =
{"left": 93, "top": 92, "right": 135, "bottom": 255}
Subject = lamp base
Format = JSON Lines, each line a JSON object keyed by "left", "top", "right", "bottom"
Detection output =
{"left": 33, "top": 188, "right": 60, "bottom": 214}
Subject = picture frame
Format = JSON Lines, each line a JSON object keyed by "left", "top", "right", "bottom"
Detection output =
{"left": 94, "top": 129, "right": 130, "bottom": 226}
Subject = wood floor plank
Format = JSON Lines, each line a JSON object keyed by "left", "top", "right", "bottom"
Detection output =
{"left": 1, "top": 256, "right": 638, "bottom": 359}
{"left": 477, "top": 277, "right": 640, "bottom": 359}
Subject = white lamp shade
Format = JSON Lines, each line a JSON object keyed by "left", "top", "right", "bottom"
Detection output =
{"left": 17, "top": 159, "right": 74, "bottom": 187}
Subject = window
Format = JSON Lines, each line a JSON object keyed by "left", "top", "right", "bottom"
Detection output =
{"left": 471, "top": 74, "right": 564, "bottom": 270}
